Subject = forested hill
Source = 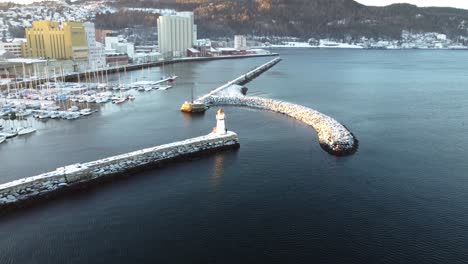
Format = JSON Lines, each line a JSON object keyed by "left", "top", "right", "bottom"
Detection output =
{"left": 97, "top": 0, "right": 468, "bottom": 39}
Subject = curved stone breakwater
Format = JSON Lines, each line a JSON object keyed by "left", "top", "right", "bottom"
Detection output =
{"left": 204, "top": 96, "right": 358, "bottom": 156}
{"left": 0, "top": 132, "right": 239, "bottom": 210}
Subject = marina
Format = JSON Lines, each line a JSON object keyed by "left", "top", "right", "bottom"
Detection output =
{"left": 0, "top": 68, "right": 179, "bottom": 144}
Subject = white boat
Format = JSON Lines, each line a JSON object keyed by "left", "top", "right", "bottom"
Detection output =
{"left": 37, "top": 112, "right": 50, "bottom": 120}
{"left": 68, "top": 106, "right": 79, "bottom": 112}
{"left": 0, "top": 131, "right": 17, "bottom": 138}
{"left": 112, "top": 97, "right": 127, "bottom": 104}
{"left": 127, "top": 95, "right": 135, "bottom": 100}
{"left": 66, "top": 112, "right": 80, "bottom": 120}
{"left": 137, "top": 86, "right": 145, "bottom": 92}
{"left": 96, "top": 97, "right": 110, "bottom": 104}
{"left": 0, "top": 135, "right": 5, "bottom": 144}
{"left": 80, "top": 108, "right": 93, "bottom": 116}
{"left": 17, "top": 126, "right": 36, "bottom": 136}
{"left": 50, "top": 111, "right": 60, "bottom": 119}
{"left": 167, "top": 75, "right": 178, "bottom": 83}
{"left": 144, "top": 86, "right": 153, "bottom": 91}
{"left": 158, "top": 85, "right": 172, "bottom": 90}
{"left": 16, "top": 110, "right": 32, "bottom": 117}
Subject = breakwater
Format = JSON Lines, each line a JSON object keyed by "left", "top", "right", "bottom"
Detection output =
{"left": 0, "top": 131, "right": 239, "bottom": 209}
{"left": 204, "top": 96, "right": 357, "bottom": 156}
{"left": 196, "top": 57, "right": 282, "bottom": 103}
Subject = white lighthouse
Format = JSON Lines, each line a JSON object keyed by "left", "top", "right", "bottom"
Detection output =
{"left": 215, "top": 108, "right": 227, "bottom": 135}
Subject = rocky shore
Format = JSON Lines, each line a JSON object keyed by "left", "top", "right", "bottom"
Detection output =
{"left": 0, "top": 131, "right": 239, "bottom": 210}
{"left": 204, "top": 96, "right": 357, "bottom": 156}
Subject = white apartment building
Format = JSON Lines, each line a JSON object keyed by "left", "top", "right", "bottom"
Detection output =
{"left": 0, "top": 38, "right": 26, "bottom": 57}
{"left": 104, "top": 35, "right": 135, "bottom": 59}
{"left": 157, "top": 12, "right": 196, "bottom": 57}
{"left": 83, "top": 22, "right": 105, "bottom": 69}
{"left": 234, "top": 35, "right": 247, "bottom": 50}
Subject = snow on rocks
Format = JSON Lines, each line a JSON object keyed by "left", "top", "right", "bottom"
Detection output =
{"left": 204, "top": 95, "right": 358, "bottom": 156}
{"left": 0, "top": 132, "right": 240, "bottom": 209}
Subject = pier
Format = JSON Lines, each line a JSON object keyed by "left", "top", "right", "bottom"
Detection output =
{"left": 0, "top": 129, "right": 239, "bottom": 210}
{"left": 180, "top": 57, "right": 282, "bottom": 112}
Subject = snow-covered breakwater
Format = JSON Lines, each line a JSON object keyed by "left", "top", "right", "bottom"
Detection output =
{"left": 204, "top": 96, "right": 357, "bottom": 156}
{"left": 196, "top": 57, "right": 282, "bottom": 104}
{"left": 0, "top": 132, "right": 239, "bottom": 210}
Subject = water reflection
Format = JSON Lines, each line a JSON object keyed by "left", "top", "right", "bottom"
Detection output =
{"left": 210, "top": 153, "right": 225, "bottom": 190}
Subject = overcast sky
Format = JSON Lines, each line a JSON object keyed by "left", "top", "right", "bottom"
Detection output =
{"left": 1, "top": 0, "right": 468, "bottom": 10}
{"left": 355, "top": 0, "right": 468, "bottom": 10}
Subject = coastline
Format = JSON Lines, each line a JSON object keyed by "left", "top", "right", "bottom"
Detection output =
{"left": 1, "top": 53, "right": 280, "bottom": 90}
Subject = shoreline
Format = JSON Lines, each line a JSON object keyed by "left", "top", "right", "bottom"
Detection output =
{"left": 1, "top": 53, "right": 279, "bottom": 90}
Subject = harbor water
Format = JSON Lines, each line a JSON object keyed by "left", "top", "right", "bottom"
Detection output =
{"left": 1, "top": 49, "right": 468, "bottom": 263}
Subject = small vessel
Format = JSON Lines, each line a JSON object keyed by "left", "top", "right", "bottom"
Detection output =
{"left": 0, "top": 130, "right": 18, "bottom": 138}
{"left": 144, "top": 86, "right": 153, "bottom": 92}
{"left": 168, "top": 75, "right": 178, "bottom": 83}
{"left": 112, "top": 97, "right": 127, "bottom": 104}
{"left": 16, "top": 110, "right": 32, "bottom": 118}
{"left": 127, "top": 95, "right": 135, "bottom": 100}
{"left": 86, "top": 97, "right": 96, "bottom": 103}
{"left": 180, "top": 101, "right": 207, "bottom": 113}
{"left": 0, "top": 135, "right": 6, "bottom": 144}
{"left": 137, "top": 86, "right": 145, "bottom": 92}
{"left": 50, "top": 111, "right": 60, "bottom": 119}
{"left": 158, "top": 85, "right": 172, "bottom": 90}
{"left": 17, "top": 126, "right": 36, "bottom": 136}
{"left": 66, "top": 112, "right": 80, "bottom": 120}
{"left": 80, "top": 108, "right": 93, "bottom": 116}
{"left": 68, "top": 106, "right": 79, "bottom": 112}
{"left": 37, "top": 112, "right": 50, "bottom": 120}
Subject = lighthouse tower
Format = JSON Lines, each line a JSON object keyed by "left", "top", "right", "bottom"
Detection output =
{"left": 216, "top": 108, "right": 226, "bottom": 135}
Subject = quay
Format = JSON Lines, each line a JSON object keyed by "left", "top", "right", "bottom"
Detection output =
{"left": 0, "top": 113, "right": 239, "bottom": 210}
{"left": 1, "top": 53, "right": 279, "bottom": 90}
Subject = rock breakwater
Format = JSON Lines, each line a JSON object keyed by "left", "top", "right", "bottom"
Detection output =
{"left": 204, "top": 96, "right": 357, "bottom": 156}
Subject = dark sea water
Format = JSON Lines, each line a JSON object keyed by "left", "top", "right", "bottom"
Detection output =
{"left": 1, "top": 49, "right": 468, "bottom": 263}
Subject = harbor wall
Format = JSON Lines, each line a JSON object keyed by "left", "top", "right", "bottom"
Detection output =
{"left": 1, "top": 53, "right": 279, "bottom": 90}
{"left": 204, "top": 96, "right": 358, "bottom": 156}
{"left": 196, "top": 57, "right": 282, "bottom": 103}
{"left": 0, "top": 132, "right": 240, "bottom": 209}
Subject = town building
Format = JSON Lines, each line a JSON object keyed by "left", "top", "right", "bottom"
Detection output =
{"left": 24, "top": 20, "right": 89, "bottom": 61}
{"left": 157, "top": 12, "right": 196, "bottom": 57}
{"left": 105, "top": 53, "right": 129, "bottom": 66}
{"left": 83, "top": 22, "right": 106, "bottom": 69}
{"left": 105, "top": 35, "right": 135, "bottom": 59}
{"left": 0, "top": 38, "right": 27, "bottom": 57}
{"left": 234, "top": 35, "right": 247, "bottom": 50}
